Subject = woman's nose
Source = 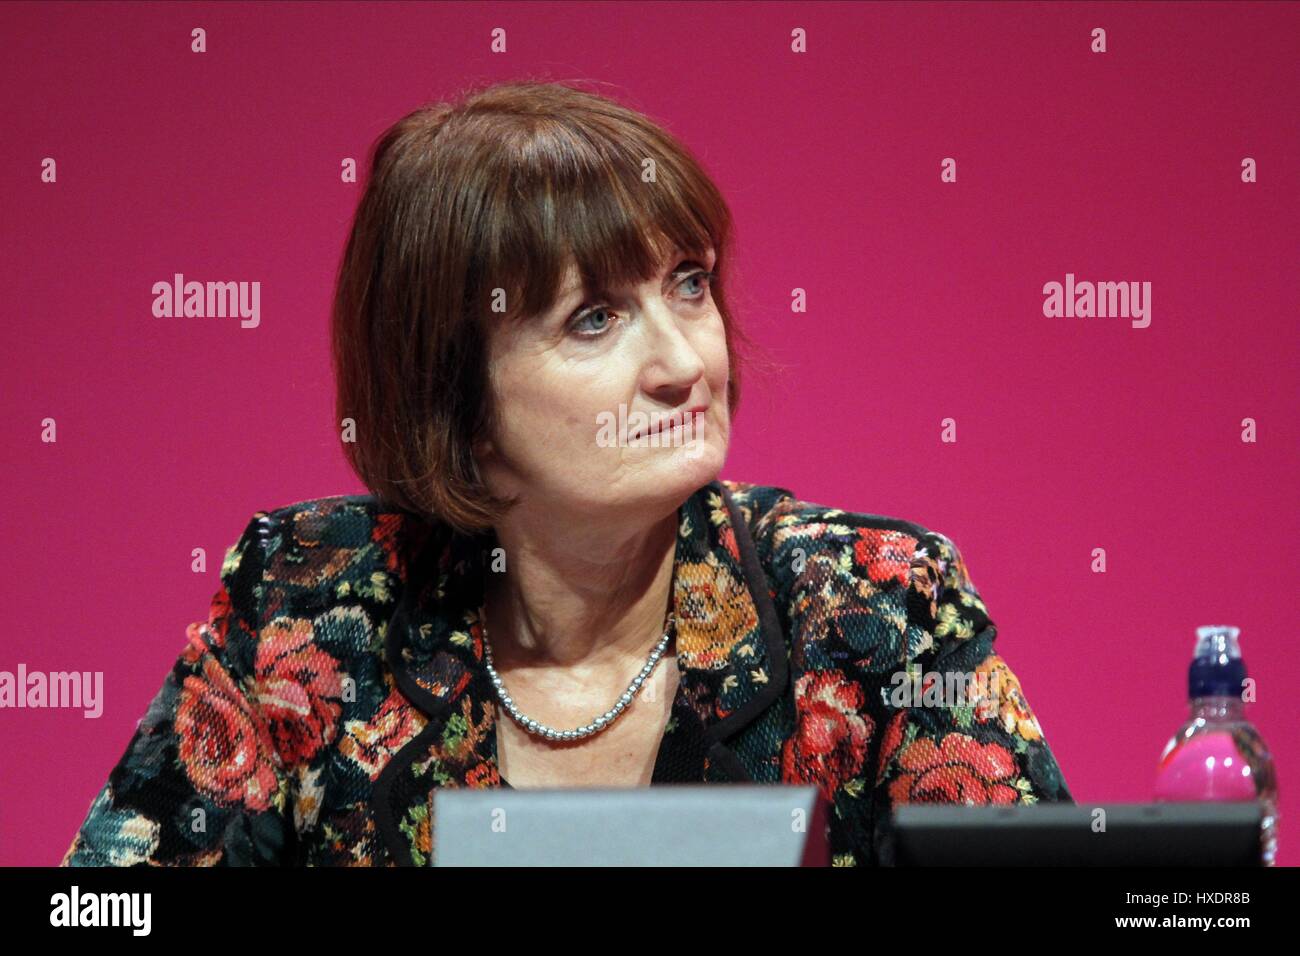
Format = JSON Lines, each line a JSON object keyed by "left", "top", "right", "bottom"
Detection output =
{"left": 639, "top": 303, "right": 706, "bottom": 384}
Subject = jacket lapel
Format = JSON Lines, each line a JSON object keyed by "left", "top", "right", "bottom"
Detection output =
{"left": 373, "top": 480, "right": 789, "bottom": 866}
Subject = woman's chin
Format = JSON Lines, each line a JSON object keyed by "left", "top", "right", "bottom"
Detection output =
{"left": 643, "top": 439, "right": 726, "bottom": 485}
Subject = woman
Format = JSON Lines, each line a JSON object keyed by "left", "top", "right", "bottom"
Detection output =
{"left": 61, "top": 80, "right": 1072, "bottom": 867}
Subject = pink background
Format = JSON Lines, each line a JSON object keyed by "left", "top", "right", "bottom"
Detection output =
{"left": 2, "top": 1, "right": 1296, "bottom": 865}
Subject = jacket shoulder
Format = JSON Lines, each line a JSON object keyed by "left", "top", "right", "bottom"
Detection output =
{"left": 750, "top": 492, "right": 992, "bottom": 661}
{"left": 261, "top": 492, "right": 394, "bottom": 526}
{"left": 744, "top": 491, "right": 976, "bottom": 621}
{"left": 740, "top": 488, "right": 938, "bottom": 557}
{"left": 237, "top": 493, "right": 435, "bottom": 605}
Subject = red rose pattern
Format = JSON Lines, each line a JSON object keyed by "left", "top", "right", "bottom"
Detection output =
{"left": 854, "top": 528, "right": 914, "bottom": 586}
{"left": 253, "top": 617, "right": 345, "bottom": 766}
{"left": 176, "top": 655, "right": 282, "bottom": 811}
{"left": 781, "top": 670, "right": 873, "bottom": 801}
{"left": 884, "top": 730, "right": 1021, "bottom": 805}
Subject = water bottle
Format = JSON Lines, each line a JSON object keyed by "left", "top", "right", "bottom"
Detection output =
{"left": 1153, "top": 625, "right": 1278, "bottom": 865}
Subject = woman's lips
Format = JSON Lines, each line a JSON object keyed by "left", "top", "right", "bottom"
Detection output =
{"left": 633, "top": 405, "right": 708, "bottom": 441}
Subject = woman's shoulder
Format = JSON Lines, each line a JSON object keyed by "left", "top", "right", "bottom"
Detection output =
{"left": 256, "top": 492, "right": 399, "bottom": 527}
{"left": 720, "top": 479, "right": 977, "bottom": 615}
{"left": 222, "top": 493, "right": 432, "bottom": 604}
{"left": 719, "top": 478, "right": 940, "bottom": 550}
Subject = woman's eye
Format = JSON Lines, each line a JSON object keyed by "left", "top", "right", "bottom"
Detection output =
{"left": 571, "top": 307, "right": 615, "bottom": 337}
{"left": 566, "top": 267, "right": 716, "bottom": 338}
{"left": 680, "top": 269, "right": 716, "bottom": 298}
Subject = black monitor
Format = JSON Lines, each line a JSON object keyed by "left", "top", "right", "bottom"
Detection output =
{"left": 880, "top": 801, "right": 1265, "bottom": 866}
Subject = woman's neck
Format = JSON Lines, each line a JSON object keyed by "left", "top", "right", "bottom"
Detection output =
{"left": 480, "top": 506, "right": 679, "bottom": 672}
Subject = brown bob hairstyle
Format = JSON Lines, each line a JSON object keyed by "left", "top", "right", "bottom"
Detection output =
{"left": 331, "top": 80, "right": 761, "bottom": 535}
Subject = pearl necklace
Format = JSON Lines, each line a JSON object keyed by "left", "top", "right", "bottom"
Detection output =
{"left": 481, "top": 608, "right": 676, "bottom": 740}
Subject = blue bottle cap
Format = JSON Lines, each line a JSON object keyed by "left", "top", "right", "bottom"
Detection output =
{"left": 1188, "top": 625, "right": 1247, "bottom": 699}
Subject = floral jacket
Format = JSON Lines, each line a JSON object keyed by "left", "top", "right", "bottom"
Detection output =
{"left": 60, "top": 479, "right": 1073, "bottom": 867}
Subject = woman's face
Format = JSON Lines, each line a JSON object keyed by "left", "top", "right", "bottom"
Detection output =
{"left": 474, "top": 243, "right": 731, "bottom": 520}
